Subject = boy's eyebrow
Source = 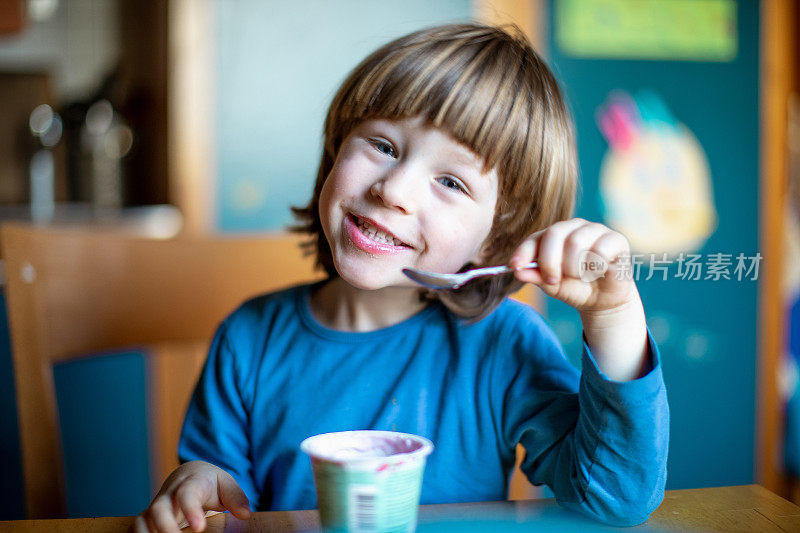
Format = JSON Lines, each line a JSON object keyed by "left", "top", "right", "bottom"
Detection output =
{"left": 445, "top": 149, "right": 480, "bottom": 169}
{"left": 440, "top": 146, "right": 492, "bottom": 179}
{"left": 359, "top": 119, "right": 398, "bottom": 135}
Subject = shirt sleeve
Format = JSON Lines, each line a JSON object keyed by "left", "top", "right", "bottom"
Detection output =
{"left": 500, "top": 311, "right": 669, "bottom": 527}
{"left": 178, "top": 320, "right": 259, "bottom": 510}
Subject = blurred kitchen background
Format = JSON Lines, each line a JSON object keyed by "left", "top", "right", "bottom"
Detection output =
{"left": 1, "top": 0, "right": 799, "bottom": 521}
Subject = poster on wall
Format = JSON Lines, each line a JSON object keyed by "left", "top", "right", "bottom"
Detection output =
{"left": 596, "top": 90, "right": 717, "bottom": 257}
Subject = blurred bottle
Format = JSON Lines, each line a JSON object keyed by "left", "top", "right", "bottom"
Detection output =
{"left": 80, "top": 98, "right": 133, "bottom": 211}
{"left": 28, "top": 103, "right": 62, "bottom": 222}
{"left": 62, "top": 67, "right": 134, "bottom": 213}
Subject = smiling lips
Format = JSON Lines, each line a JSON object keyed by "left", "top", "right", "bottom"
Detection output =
{"left": 345, "top": 213, "right": 411, "bottom": 255}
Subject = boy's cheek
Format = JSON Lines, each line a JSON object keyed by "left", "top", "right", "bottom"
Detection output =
{"left": 327, "top": 161, "right": 372, "bottom": 194}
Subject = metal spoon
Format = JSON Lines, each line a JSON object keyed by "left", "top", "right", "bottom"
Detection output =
{"left": 402, "top": 262, "right": 538, "bottom": 290}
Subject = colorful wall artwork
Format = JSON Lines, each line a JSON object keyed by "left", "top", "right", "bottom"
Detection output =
{"left": 596, "top": 90, "right": 718, "bottom": 257}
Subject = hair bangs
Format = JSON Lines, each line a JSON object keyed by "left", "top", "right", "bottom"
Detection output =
{"left": 341, "top": 30, "right": 529, "bottom": 182}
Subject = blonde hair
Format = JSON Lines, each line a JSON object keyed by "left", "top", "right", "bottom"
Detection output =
{"left": 292, "top": 22, "right": 578, "bottom": 320}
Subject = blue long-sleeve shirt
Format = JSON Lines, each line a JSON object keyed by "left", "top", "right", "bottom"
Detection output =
{"left": 178, "top": 281, "right": 668, "bottom": 526}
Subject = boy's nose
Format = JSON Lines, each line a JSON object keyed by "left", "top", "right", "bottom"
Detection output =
{"left": 369, "top": 167, "right": 420, "bottom": 214}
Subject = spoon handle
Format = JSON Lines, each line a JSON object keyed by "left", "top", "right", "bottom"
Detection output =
{"left": 472, "top": 261, "right": 538, "bottom": 277}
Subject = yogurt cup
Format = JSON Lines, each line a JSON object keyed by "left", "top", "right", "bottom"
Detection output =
{"left": 300, "top": 430, "right": 434, "bottom": 532}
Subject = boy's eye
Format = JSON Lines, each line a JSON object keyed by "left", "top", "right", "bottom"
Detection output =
{"left": 369, "top": 139, "right": 396, "bottom": 158}
{"left": 436, "top": 176, "right": 467, "bottom": 194}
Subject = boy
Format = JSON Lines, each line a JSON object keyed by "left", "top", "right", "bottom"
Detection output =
{"left": 136, "top": 22, "right": 667, "bottom": 533}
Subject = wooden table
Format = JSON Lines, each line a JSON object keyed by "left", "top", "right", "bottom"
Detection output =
{"left": 1, "top": 485, "right": 799, "bottom": 532}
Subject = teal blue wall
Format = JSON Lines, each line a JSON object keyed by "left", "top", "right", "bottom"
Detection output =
{"left": 544, "top": 0, "right": 759, "bottom": 489}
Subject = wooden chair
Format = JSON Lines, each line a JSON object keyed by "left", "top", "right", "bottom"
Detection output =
{"left": 1, "top": 222, "right": 323, "bottom": 518}
{"left": 2, "top": 221, "right": 542, "bottom": 519}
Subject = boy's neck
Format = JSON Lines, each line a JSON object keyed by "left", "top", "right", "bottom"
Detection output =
{"left": 309, "top": 277, "right": 428, "bottom": 332}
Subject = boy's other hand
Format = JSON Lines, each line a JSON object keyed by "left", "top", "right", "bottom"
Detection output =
{"left": 509, "top": 218, "right": 639, "bottom": 314}
{"left": 133, "top": 460, "right": 252, "bottom": 533}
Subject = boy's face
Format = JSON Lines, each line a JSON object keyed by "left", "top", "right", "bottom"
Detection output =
{"left": 319, "top": 115, "right": 499, "bottom": 290}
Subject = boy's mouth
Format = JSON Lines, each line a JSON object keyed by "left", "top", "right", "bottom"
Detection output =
{"left": 348, "top": 213, "right": 412, "bottom": 248}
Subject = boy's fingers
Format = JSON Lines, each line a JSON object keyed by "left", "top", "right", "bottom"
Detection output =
{"left": 229, "top": 504, "right": 252, "bottom": 521}
{"left": 562, "top": 224, "right": 608, "bottom": 279}
{"left": 133, "top": 515, "right": 150, "bottom": 533}
{"left": 514, "top": 265, "right": 544, "bottom": 285}
{"left": 150, "top": 495, "right": 182, "bottom": 533}
{"left": 592, "top": 232, "right": 633, "bottom": 281}
{"left": 144, "top": 512, "right": 160, "bottom": 533}
{"left": 174, "top": 484, "right": 209, "bottom": 532}
{"left": 217, "top": 473, "right": 252, "bottom": 520}
{"left": 170, "top": 501, "right": 188, "bottom": 530}
{"left": 537, "top": 219, "right": 589, "bottom": 284}
{"left": 509, "top": 237, "right": 538, "bottom": 270}
{"left": 536, "top": 231, "right": 566, "bottom": 285}
{"left": 592, "top": 231, "right": 630, "bottom": 265}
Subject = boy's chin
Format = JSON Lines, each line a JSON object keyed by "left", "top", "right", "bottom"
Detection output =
{"left": 336, "top": 268, "right": 417, "bottom": 292}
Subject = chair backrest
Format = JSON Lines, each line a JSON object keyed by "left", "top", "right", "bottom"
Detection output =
{"left": 1, "top": 222, "right": 323, "bottom": 518}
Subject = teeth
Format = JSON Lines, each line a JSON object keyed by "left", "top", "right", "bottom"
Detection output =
{"left": 356, "top": 217, "right": 403, "bottom": 246}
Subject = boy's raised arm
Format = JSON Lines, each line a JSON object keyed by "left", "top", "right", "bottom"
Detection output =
{"left": 499, "top": 308, "right": 668, "bottom": 527}
{"left": 505, "top": 217, "right": 669, "bottom": 525}
{"left": 578, "top": 295, "right": 651, "bottom": 382}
